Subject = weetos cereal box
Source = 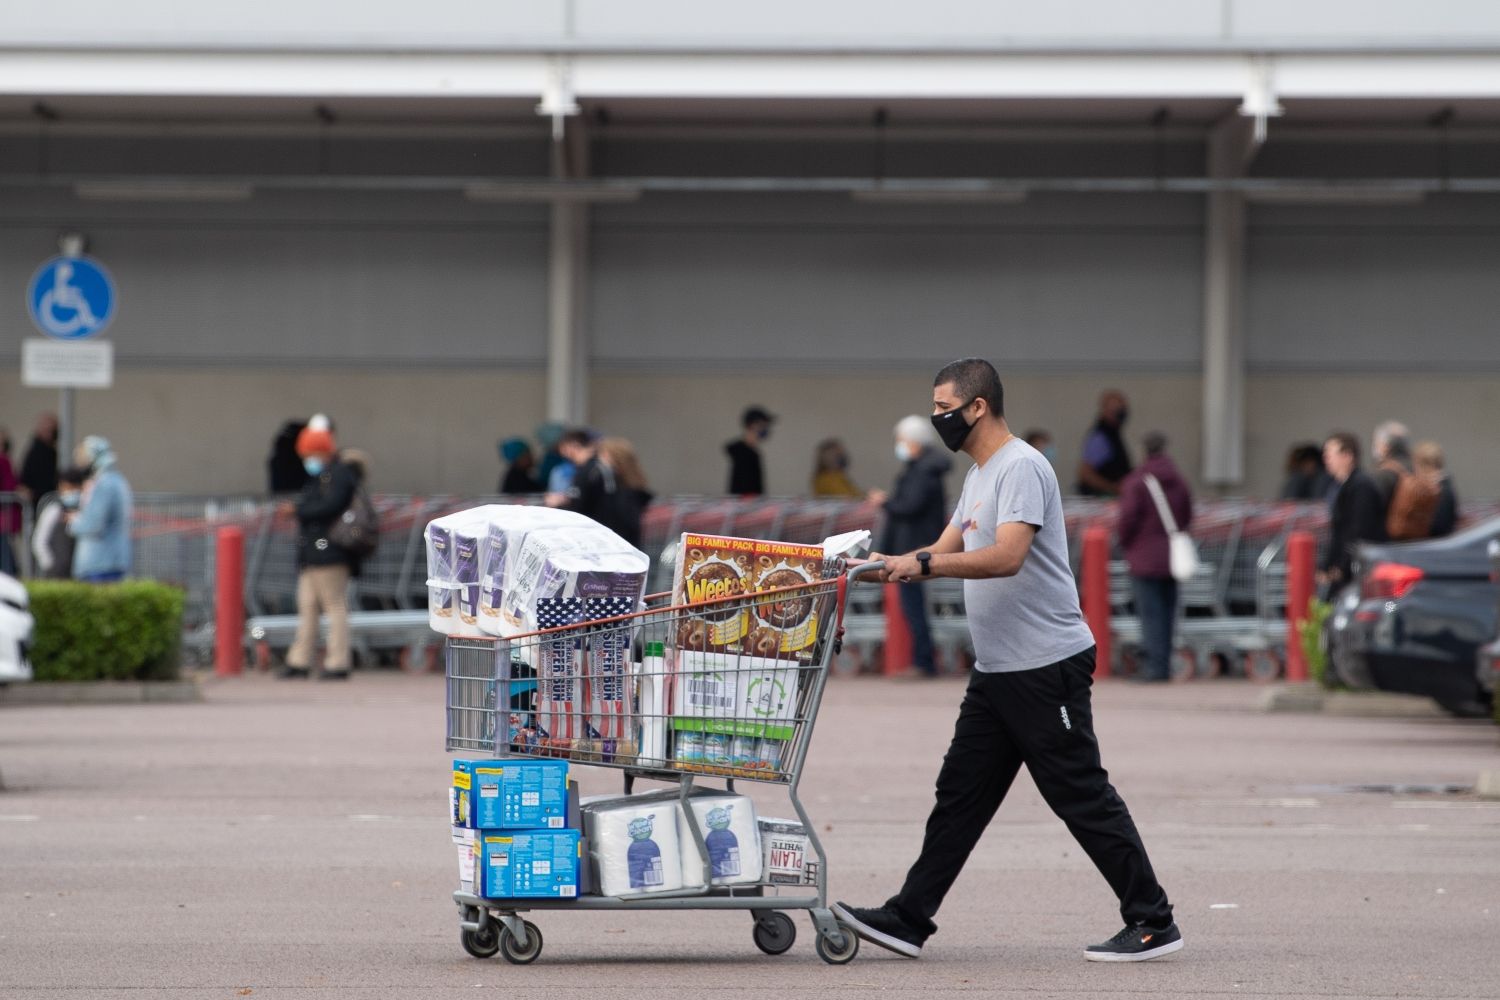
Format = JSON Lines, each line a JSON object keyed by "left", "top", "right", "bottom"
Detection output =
{"left": 673, "top": 534, "right": 828, "bottom": 661}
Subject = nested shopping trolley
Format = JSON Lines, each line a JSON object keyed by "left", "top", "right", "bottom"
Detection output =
{"left": 445, "top": 561, "right": 881, "bottom": 965}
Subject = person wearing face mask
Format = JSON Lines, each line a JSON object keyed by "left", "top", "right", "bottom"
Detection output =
{"left": 67, "top": 436, "right": 133, "bottom": 583}
{"left": 837, "top": 358, "right": 1179, "bottom": 965}
{"left": 283, "top": 418, "right": 359, "bottom": 680}
{"left": 725, "top": 406, "right": 774, "bottom": 496}
{"left": 1022, "top": 429, "right": 1058, "bottom": 469}
{"left": 1076, "top": 390, "right": 1133, "bottom": 496}
{"left": 811, "top": 438, "right": 861, "bottom": 497}
{"left": 31, "top": 467, "right": 86, "bottom": 579}
{"left": 867, "top": 416, "right": 950, "bottom": 677}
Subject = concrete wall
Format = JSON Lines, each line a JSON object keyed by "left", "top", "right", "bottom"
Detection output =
{"left": 5, "top": 182, "right": 1500, "bottom": 501}
{"left": 5, "top": 368, "right": 1499, "bottom": 501}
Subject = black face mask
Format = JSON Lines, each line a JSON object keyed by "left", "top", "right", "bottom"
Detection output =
{"left": 931, "top": 402, "right": 976, "bottom": 453}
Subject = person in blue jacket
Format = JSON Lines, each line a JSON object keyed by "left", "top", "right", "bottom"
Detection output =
{"left": 68, "top": 436, "right": 133, "bottom": 583}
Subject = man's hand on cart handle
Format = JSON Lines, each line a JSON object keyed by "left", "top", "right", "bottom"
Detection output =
{"left": 878, "top": 552, "right": 925, "bottom": 584}
{"left": 857, "top": 554, "right": 917, "bottom": 584}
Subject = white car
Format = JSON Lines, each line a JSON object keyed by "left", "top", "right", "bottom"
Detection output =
{"left": 0, "top": 572, "right": 34, "bottom": 683}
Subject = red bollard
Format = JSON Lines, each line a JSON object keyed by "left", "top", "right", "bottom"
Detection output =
{"left": 1284, "top": 531, "right": 1316, "bottom": 683}
{"left": 1081, "top": 526, "right": 1112, "bottom": 677}
{"left": 215, "top": 526, "right": 245, "bottom": 677}
{"left": 883, "top": 582, "right": 913, "bottom": 675}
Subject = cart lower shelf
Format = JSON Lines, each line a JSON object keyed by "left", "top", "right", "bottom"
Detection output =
{"left": 453, "top": 890, "right": 861, "bottom": 965}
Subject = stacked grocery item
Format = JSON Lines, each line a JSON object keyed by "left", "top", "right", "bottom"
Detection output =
{"left": 449, "top": 761, "right": 825, "bottom": 899}
{"left": 434, "top": 507, "right": 867, "bottom": 779}
{"left": 425, "top": 505, "right": 648, "bottom": 641}
{"left": 667, "top": 534, "right": 840, "bottom": 778}
{"left": 451, "top": 758, "right": 583, "bottom": 899}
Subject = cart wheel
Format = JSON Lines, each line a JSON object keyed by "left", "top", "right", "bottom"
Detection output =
{"left": 1245, "top": 649, "right": 1282, "bottom": 683}
{"left": 752, "top": 912, "right": 797, "bottom": 955}
{"left": 1168, "top": 648, "right": 1196, "bottom": 682}
{"left": 815, "top": 920, "right": 860, "bottom": 965}
{"left": 498, "top": 920, "right": 544, "bottom": 965}
{"left": 460, "top": 922, "right": 500, "bottom": 959}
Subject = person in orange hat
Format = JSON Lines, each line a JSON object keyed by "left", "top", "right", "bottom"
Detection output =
{"left": 282, "top": 415, "right": 359, "bottom": 680}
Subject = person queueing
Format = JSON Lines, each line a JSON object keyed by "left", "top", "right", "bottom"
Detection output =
{"left": 835, "top": 357, "right": 1180, "bottom": 963}
{"left": 281, "top": 419, "right": 359, "bottom": 681}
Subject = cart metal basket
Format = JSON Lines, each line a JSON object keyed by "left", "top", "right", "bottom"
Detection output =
{"left": 445, "top": 560, "right": 881, "bottom": 965}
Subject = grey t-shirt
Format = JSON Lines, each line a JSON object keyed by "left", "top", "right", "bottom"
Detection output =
{"left": 950, "top": 439, "right": 1096, "bottom": 673}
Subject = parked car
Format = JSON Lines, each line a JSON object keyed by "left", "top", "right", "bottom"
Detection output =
{"left": 1325, "top": 517, "right": 1500, "bottom": 717}
{"left": 0, "top": 572, "right": 34, "bottom": 684}
{"left": 1476, "top": 539, "right": 1500, "bottom": 713}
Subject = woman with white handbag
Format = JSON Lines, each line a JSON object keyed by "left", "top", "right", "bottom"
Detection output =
{"left": 1116, "top": 432, "right": 1196, "bottom": 682}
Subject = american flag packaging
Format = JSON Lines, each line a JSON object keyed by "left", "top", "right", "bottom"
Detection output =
{"left": 585, "top": 597, "right": 637, "bottom": 761}
{"left": 535, "top": 597, "right": 584, "bottom": 755}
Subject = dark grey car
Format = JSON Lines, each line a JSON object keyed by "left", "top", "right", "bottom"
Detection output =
{"left": 1326, "top": 518, "right": 1500, "bottom": 717}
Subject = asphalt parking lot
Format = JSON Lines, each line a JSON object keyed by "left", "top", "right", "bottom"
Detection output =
{"left": 2, "top": 673, "right": 1498, "bottom": 999}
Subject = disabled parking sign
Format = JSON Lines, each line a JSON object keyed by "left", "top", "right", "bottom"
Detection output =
{"left": 27, "top": 255, "right": 116, "bottom": 340}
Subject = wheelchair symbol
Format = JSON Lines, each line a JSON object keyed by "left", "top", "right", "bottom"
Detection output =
{"left": 27, "top": 256, "right": 115, "bottom": 340}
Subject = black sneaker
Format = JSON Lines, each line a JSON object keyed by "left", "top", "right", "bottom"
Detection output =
{"left": 1084, "top": 922, "right": 1183, "bottom": 962}
{"left": 317, "top": 670, "right": 350, "bottom": 682}
{"left": 275, "top": 666, "right": 309, "bottom": 680}
{"left": 832, "top": 902, "right": 925, "bottom": 958}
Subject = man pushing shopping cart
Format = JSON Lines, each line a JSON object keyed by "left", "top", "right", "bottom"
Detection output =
{"left": 834, "top": 358, "right": 1183, "bottom": 963}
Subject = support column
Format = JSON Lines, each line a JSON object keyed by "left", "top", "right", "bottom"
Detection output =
{"left": 1201, "top": 117, "right": 1258, "bottom": 488}
{"left": 545, "top": 119, "right": 590, "bottom": 426}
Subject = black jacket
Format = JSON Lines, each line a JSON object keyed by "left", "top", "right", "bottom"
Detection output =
{"left": 1324, "top": 469, "right": 1387, "bottom": 582}
{"left": 725, "top": 440, "right": 764, "bottom": 495}
{"left": 1429, "top": 477, "right": 1459, "bottom": 539}
{"left": 564, "top": 458, "right": 652, "bottom": 549}
{"left": 880, "top": 447, "right": 951, "bottom": 555}
{"left": 20, "top": 436, "right": 58, "bottom": 507}
{"left": 295, "top": 459, "right": 359, "bottom": 571}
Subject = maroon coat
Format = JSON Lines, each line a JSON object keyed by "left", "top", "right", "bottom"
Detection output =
{"left": 1117, "top": 454, "right": 1194, "bottom": 580}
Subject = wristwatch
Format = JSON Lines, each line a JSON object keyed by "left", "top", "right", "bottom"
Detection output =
{"left": 916, "top": 551, "right": 932, "bottom": 577}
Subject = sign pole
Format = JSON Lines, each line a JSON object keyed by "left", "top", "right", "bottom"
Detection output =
{"left": 58, "top": 387, "right": 75, "bottom": 468}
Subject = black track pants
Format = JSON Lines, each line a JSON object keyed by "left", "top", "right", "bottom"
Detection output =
{"left": 889, "top": 646, "right": 1173, "bottom": 936}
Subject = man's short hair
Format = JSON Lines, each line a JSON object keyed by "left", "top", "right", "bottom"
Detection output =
{"left": 1327, "top": 431, "right": 1361, "bottom": 466}
{"left": 1373, "top": 420, "right": 1410, "bottom": 459}
{"left": 559, "top": 428, "right": 594, "bottom": 449}
{"left": 934, "top": 358, "right": 1004, "bottom": 417}
{"left": 1144, "top": 431, "right": 1168, "bottom": 456}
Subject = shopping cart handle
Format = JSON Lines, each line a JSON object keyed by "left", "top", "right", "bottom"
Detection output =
{"left": 845, "top": 559, "right": 886, "bottom": 584}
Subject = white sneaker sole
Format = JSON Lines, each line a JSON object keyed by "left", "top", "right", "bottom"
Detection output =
{"left": 1084, "top": 937, "right": 1184, "bottom": 962}
{"left": 831, "top": 903, "right": 922, "bottom": 959}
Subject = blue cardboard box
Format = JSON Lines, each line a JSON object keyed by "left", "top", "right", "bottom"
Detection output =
{"left": 474, "top": 830, "right": 581, "bottom": 899}
{"left": 452, "top": 759, "right": 569, "bottom": 830}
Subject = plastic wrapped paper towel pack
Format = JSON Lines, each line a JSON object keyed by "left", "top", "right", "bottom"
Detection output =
{"left": 678, "top": 793, "right": 762, "bottom": 888}
{"left": 582, "top": 790, "right": 760, "bottom": 893}
{"left": 580, "top": 794, "right": 685, "bottom": 897}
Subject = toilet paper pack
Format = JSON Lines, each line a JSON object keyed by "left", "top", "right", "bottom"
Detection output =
{"left": 759, "top": 817, "right": 819, "bottom": 886}
{"left": 426, "top": 520, "right": 458, "bottom": 634}
{"left": 476, "top": 506, "right": 593, "bottom": 626}
{"left": 454, "top": 526, "right": 484, "bottom": 632}
{"left": 499, "top": 526, "right": 648, "bottom": 640}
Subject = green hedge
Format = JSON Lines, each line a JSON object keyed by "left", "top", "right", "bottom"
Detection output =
{"left": 24, "top": 581, "right": 185, "bottom": 682}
